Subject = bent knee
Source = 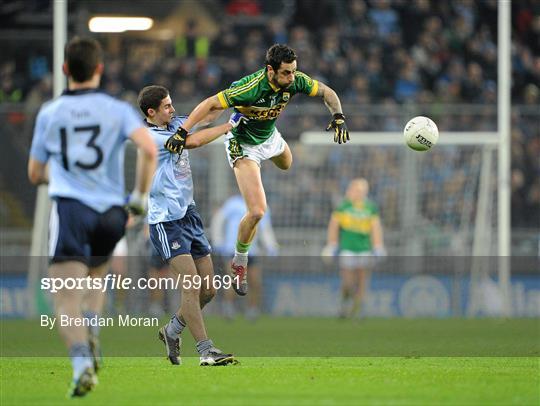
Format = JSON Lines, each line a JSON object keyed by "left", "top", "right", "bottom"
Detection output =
{"left": 200, "top": 287, "right": 216, "bottom": 305}
{"left": 248, "top": 207, "right": 266, "bottom": 222}
{"left": 274, "top": 157, "right": 293, "bottom": 171}
{"left": 280, "top": 157, "right": 293, "bottom": 170}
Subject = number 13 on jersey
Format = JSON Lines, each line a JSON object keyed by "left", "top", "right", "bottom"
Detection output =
{"left": 59, "top": 125, "right": 103, "bottom": 171}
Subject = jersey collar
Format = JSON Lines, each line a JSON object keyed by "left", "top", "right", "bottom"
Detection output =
{"left": 144, "top": 118, "right": 177, "bottom": 132}
{"left": 268, "top": 80, "right": 280, "bottom": 92}
{"left": 346, "top": 198, "right": 365, "bottom": 209}
{"left": 62, "top": 88, "right": 103, "bottom": 96}
{"left": 144, "top": 118, "right": 159, "bottom": 128}
{"left": 144, "top": 118, "right": 169, "bottom": 130}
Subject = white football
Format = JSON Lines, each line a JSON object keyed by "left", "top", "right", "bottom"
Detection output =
{"left": 403, "top": 116, "right": 439, "bottom": 151}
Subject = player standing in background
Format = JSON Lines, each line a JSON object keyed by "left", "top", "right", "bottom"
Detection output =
{"left": 137, "top": 85, "right": 245, "bottom": 366}
{"left": 28, "top": 37, "right": 157, "bottom": 397}
{"left": 164, "top": 44, "right": 350, "bottom": 296}
{"left": 211, "top": 194, "right": 279, "bottom": 320}
{"left": 322, "top": 179, "right": 385, "bottom": 318}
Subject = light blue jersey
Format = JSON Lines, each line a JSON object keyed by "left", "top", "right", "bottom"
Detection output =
{"left": 147, "top": 116, "right": 195, "bottom": 224}
{"left": 29, "top": 89, "right": 143, "bottom": 213}
{"left": 211, "top": 194, "right": 278, "bottom": 256}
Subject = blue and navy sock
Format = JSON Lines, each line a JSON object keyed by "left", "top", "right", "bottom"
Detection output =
{"left": 196, "top": 339, "right": 214, "bottom": 355}
{"left": 165, "top": 314, "right": 186, "bottom": 338}
{"left": 83, "top": 311, "right": 100, "bottom": 337}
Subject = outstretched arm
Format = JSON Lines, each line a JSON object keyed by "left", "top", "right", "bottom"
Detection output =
{"left": 197, "top": 109, "right": 225, "bottom": 128}
{"left": 185, "top": 122, "right": 232, "bottom": 149}
{"left": 315, "top": 82, "right": 349, "bottom": 144}
{"left": 315, "top": 82, "right": 344, "bottom": 116}
{"left": 185, "top": 112, "right": 245, "bottom": 149}
{"left": 180, "top": 95, "right": 226, "bottom": 132}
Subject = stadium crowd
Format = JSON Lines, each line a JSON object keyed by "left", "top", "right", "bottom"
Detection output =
{"left": 1, "top": 0, "right": 539, "bottom": 230}
{"left": 3, "top": 1, "right": 539, "bottom": 105}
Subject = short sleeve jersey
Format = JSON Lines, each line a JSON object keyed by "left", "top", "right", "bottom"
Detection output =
{"left": 146, "top": 116, "right": 196, "bottom": 224}
{"left": 216, "top": 68, "right": 319, "bottom": 145}
{"left": 29, "top": 89, "right": 143, "bottom": 213}
{"left": 333, "top": 199, "right": 379, "bottom": 253}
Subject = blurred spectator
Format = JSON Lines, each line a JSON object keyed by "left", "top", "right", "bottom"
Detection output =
{"left": 226, "top": 0, "right": 261, "bottom": 16}
{"left": 293, "top": 0, "right": 337, "bottom": 31}
{"left": 394, "top": 64, "right": 420, "bottom": 102}
{"left": 461, "top": 62, "right": 485, "bottom": 103}
{"left": 8, "top": 0, "right": 538, "bottom": 108}
{"left": 266, "top": 17, "right": 288, "bottom": 44}
{"left": 368, "top": 0, "right": 399, "bottom": 40}
{"left": 511, "top": 169, "right": 527, "bottom": 227}
{"left": 24, "top": 74, "right": 51, "bottom": 113}
{"left": 0, "top": 61, "right": 23, "bottom": 103}
{"left": 3, "top": 0, "right": 540, "bottom": 230}
{"left": 175, "top": 19, "right": 210, "bottom": 71}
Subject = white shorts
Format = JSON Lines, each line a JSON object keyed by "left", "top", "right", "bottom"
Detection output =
{"left": 224, "top": 128, "right": 286, "bottom": 168}
{"left": 339, "top": 250, "right": 374, "bottom": 270}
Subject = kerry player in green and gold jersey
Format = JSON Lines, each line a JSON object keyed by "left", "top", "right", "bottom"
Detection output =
{"left": 164, "top": 44, "right": 349, "bottom": 296}
{"left": 323, "top": 179, "right": 385, "bottom": 318}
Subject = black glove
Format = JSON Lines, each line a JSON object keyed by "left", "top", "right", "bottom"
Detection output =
{"left": 164, "top": 127, "right": 188, "bottom": 154}
{"left": 326, "top": 113, "right": 350, "bottom": 144}
{"left": 125, "top": 190, "right": 147, "bottom": 216}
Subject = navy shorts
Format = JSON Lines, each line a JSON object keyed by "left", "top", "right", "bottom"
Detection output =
{"left": 149, "top": 206, "right": 212, "bottom": 262}
{"left": 49, "top": 198, "right": 127, "bottom": 267}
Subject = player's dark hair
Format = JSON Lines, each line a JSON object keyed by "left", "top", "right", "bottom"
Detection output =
{"left": 137, "top": 85, "right": 170, "bottom": 117}
{"left": 64, "top": 36, "right": 103, "bottom": 82}
{"left": 265, "top": 44, "right": 297, "bottom": 72}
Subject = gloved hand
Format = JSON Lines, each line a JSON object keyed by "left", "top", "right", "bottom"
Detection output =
{"left": 164, "top": 127, "right": 188, "bottom": 154}
{"left": 326, "top": 113, "right": 350, "bottom": 144}
{"left": 229, "top": 112, "right": 247, "bottom": 129}
{"left": 321, "top": 244, "right": 338, "bottom": 265}
{"left": 126, "top": 189, "right": 147, "bottom": 216}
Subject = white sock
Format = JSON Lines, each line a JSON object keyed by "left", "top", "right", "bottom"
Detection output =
{"left": 233, "top": 251, "right": 248, "bottom": 267}
{"left": 70, "top": 343, "right": 93, "bottom": 380}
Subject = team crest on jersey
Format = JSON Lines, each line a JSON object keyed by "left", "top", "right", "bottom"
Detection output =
{"left": 171, "top": 241, "right": 181, "bottom": 250}
{"left": 282, "top": 92, "right": 290, "bottom": 101}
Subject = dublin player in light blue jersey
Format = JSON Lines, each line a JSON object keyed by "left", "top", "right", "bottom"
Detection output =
{"left": 28, "top": 37, "right": 157, "bottom": 397}
{"left": 137, "top": 85, "right": 244, "bottom": 366}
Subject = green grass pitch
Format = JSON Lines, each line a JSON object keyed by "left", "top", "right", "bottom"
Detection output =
{"left": 1, "top": 317, "right": 539, "bottom": 405}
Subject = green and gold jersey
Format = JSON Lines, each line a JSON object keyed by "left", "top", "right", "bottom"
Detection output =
{"left": 217, "top": 68, "right": 319, "bottom": 145}
{"left": 333, "top": 199, "right": 379, "bottom": 253}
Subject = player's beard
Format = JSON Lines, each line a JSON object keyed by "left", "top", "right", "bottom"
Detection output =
{"left": 274, "top": 79, "right": 292, "bottom": 89}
